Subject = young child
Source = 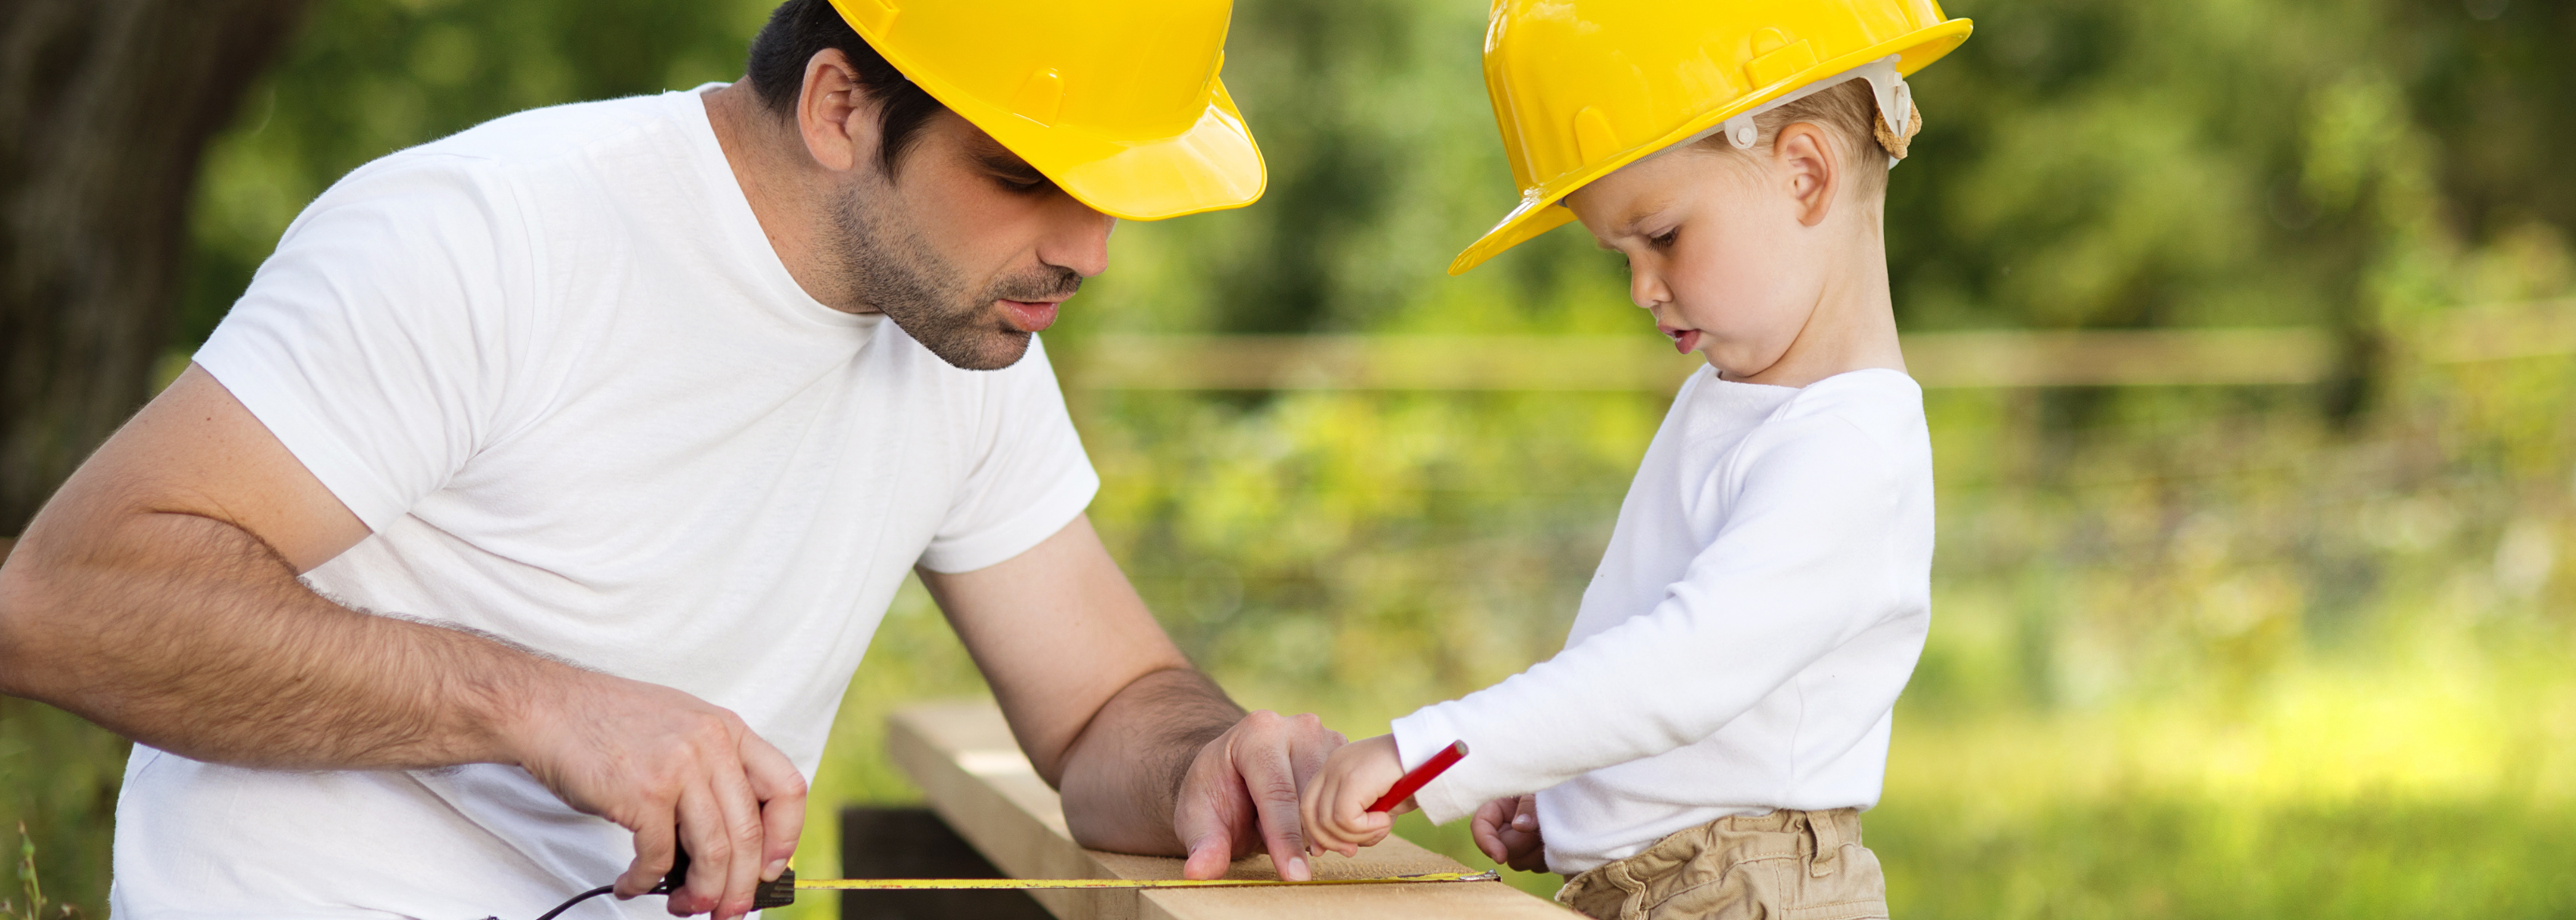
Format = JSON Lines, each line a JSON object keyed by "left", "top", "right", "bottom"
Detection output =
{"left": 1297, "top": 3, "right": 1973, "bottom": 918}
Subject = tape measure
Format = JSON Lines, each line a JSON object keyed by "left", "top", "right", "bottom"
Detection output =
{"left": 510, "top": 858, "right": 1499, "bottom": 919}
{"left": 794, "top": 869, "right": 1501, "bottom": 890}
{"left": 512, "top": 742, "right": 1487, "bottom": 918}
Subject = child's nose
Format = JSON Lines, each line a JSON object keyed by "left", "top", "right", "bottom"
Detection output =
{"left": 1629, "top": 273, "right": 1667, "bottom": 310}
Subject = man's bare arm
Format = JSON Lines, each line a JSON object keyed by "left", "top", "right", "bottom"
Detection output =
{"left": 921, "top": 517, "right": 1345, "bottom": 881}
{"left": 0, "top": 365, "right": 498, "bottom": 766}
{"left": 0, "top": 366, "right": 800, "bottom": 920}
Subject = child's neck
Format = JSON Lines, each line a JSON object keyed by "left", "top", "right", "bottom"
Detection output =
{"left": 1716, "top": 223, "right": 1902, "bottom": 389}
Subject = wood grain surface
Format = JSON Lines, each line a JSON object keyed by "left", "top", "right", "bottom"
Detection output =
{"left": 886, "top": 700, "right": 1572, "bottom": 920}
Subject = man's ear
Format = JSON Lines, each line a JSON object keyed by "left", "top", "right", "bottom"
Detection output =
{"left": 797, "top": 48, "right": 882, "bottom": 174}
{"left": 1771, "top": 122, "right": 1838, "bottom": 228}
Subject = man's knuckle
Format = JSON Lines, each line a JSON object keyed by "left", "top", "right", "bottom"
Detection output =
{"left": 696, "top": 838, "right": 734, "bottom": 864}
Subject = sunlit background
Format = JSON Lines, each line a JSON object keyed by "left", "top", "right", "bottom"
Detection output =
{"left": 6, "top": 0, "right": 2576, "bottom": 915}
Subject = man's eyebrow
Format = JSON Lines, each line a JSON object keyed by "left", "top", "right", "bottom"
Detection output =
{"left": 966, "top": 139, "right": 1047, "bottom": 182}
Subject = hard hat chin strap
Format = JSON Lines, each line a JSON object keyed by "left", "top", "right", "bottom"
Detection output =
{"left": 1712, "top": 56, "right": 1914, "bottom": 169}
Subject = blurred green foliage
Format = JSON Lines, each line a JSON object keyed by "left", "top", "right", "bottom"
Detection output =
{"left": 7, "top": 0, "right": 2576, "bottom": 916}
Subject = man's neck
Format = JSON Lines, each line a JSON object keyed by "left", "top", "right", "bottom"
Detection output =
{"left": 700, "top": 82, "right": 867, "bottom": 313}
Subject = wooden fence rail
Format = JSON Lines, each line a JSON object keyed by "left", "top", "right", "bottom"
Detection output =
{"left": 1058, "top": 299, "right": 2576, "bottom": 392}
{"left": 887, "top": 701, "right": 1569, "bottom": 920}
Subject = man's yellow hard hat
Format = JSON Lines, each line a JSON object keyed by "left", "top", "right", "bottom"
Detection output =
{"left": 825, "top": 0, "right": 1264, "bottom": 221}
{"left": 1450, "top": 0, "right": 1973, "bottom": 274}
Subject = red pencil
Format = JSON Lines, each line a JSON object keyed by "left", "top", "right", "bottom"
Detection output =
{"left": 1369, "top": 741, "right": 1468, "bottom": 813}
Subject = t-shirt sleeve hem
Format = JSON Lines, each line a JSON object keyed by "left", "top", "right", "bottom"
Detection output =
{"left": 1390, "top": 707, "right": 1478, "bottom": 825}
{"left": 193, "top": 344, "right": 406, "bottom": 533}
{"left": 914, "top": 464, "right": 1100, "bottom": 574}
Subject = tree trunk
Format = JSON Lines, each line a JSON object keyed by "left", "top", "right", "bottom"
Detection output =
{"left": 0, "top": 0, "right": 310, "bottom": 534}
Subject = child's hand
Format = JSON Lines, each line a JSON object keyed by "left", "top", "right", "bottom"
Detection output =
{"left": 1296, "top": 734, "right": 1408, "bottom": 858}
{"left": 1471, "top": 794, "right": 1546, "bottom": 872}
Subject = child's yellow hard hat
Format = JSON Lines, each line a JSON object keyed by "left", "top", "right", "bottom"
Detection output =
{"left": 1449, "top": 0, "right": 1973, "bottom": 275}
{"left": 825, "top": 0, "right": 1264, "bottom": 221}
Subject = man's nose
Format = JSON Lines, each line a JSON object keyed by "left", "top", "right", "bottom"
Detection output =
{"left": 1041, "top": 200, "right": 1115, "bottom": 278}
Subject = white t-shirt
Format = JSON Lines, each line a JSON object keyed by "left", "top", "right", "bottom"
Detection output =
{"left": 1390, "top": 367, "right": 1933, "bottom": 874}
{"left": 110, "top": 87, "right": 1098, "bottom": 919}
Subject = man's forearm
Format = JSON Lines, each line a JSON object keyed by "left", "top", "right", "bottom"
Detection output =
{"left": 1055, "top": 666, "right": 1243, "bottom": 854}
{"left": 0, "top": 510, "right": 559, "bottom": 770}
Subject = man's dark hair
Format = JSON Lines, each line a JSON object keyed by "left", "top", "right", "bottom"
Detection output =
{"left": 745, "top": 0, "right": 947, "bottom": 172}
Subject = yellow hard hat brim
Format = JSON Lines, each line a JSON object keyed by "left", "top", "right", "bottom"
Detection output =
{"left": 861, "top": 30, "right": 1266, "bottom": 222}
{"left": 957, "top": 78, "right": 1266, "bottom": 222}
{"left": 1447, "top": 18, "right": 1972, "bottom": 275}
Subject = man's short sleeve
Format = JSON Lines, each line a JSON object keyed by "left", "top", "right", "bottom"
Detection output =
{"left": 916, "top": 338, "right": 1100, "bottom": 574}
{"left": 193, "top": 156, "right": 526, "bottom": 533}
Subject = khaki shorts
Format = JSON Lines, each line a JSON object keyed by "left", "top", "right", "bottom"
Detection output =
{"left": 1555, "top": 808, "right": 1888, "bottom": 920}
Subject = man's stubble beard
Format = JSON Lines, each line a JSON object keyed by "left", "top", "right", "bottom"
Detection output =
{"left": 831, "top": 180, "right": 1081, "bottom": 371}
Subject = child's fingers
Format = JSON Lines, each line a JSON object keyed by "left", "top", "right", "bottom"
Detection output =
{"left": 1302, "top": 771, "right": 1342, "bottom": 855}
{"left": 1470, "top": 798, "right": 1512, "bottom": 863}
{"left": 1470, "top": 795, "right": 1538, "bottom": 869}
{"left": 1330, "top": 802, "right": 1366, "bottom": 856}
{"left": 1497, "top": 794, "right": 1546, "bottom": 872}
{"left": 1327, "top": 775, "right": 1366, "bottom": 857}
{"left": 1357, "top": 810, "right": 1392, "bottom": 847}
{"left": 1328, "top": 780, "right": 1378, "bottom": 856}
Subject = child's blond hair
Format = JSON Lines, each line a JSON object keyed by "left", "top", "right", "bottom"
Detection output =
{"left": 1693, "top": 79, "right": 1922, "bottom": 198}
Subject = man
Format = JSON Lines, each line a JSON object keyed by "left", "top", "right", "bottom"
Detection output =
{"left": 0, "top": 2, "right": 1342, "bottom": 918}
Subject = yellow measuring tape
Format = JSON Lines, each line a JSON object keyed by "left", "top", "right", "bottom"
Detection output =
{"left": 518, "top": 868, "right": 1500, "bottom": 919}
{"left": 793, "top": 869, "right": 1500, "bottom": 890}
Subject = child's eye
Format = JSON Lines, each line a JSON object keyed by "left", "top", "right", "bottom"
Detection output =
{"left": 1650, "top": 229, "right": 1679, "bottom": 248}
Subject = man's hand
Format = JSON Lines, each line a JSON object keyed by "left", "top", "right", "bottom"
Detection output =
{"left": 1471, "top": 794, "right": 1546, "bottom": 873}
{"left": 1295, "top": 734, "right": 1406, "bottom": 859}
{"left": 505, "top": 674, "right": 806, "bottom": 920}
{"left": 921, "top": 518, "right": 1350, "bottom": 882}
{"left": 1173, "top": 710, "right": 1346, "bottom": 880}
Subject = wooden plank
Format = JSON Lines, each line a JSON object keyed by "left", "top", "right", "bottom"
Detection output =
{"left": 2419, "top": 298, "right": 2576, "bottom": 362}
{"left": 1900, "top": 327, "right": 2335, "bottom": 387}
{"left": 1067, "top": 334, "right": 1698, "bottom": 392}
{"left": 1062, "top": 330, "right": 2348, "bottom": 392}
{"left": 1057, "top": 302, "right": 2576, "bottom": 392}
{"left": 886, "top": 701, "right": 1570, "bottom": 920}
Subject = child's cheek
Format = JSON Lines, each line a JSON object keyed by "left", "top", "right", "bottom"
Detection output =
{"left": 1674, "top": 234, "right": 1800, "bottom": 355}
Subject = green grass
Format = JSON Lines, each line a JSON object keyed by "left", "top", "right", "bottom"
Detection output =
{"left": 0, "top": 702, "right": 122, "bottom": 920}
{"left": 1873, "top": 797, "right": 2576, "bottom": 918}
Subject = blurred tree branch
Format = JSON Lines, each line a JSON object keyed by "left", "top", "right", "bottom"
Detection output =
{"left": 0, "top": 0, "right": 310, "bottom": 534}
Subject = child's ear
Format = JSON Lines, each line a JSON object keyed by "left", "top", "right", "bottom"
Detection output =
{"left": 1771, "top": 122, "right": 1839, "bottom": 229}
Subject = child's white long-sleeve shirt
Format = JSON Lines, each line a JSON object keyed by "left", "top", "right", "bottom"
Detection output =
{"left": 1389, "top": 366, "right": 1934, "bottom": 874}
